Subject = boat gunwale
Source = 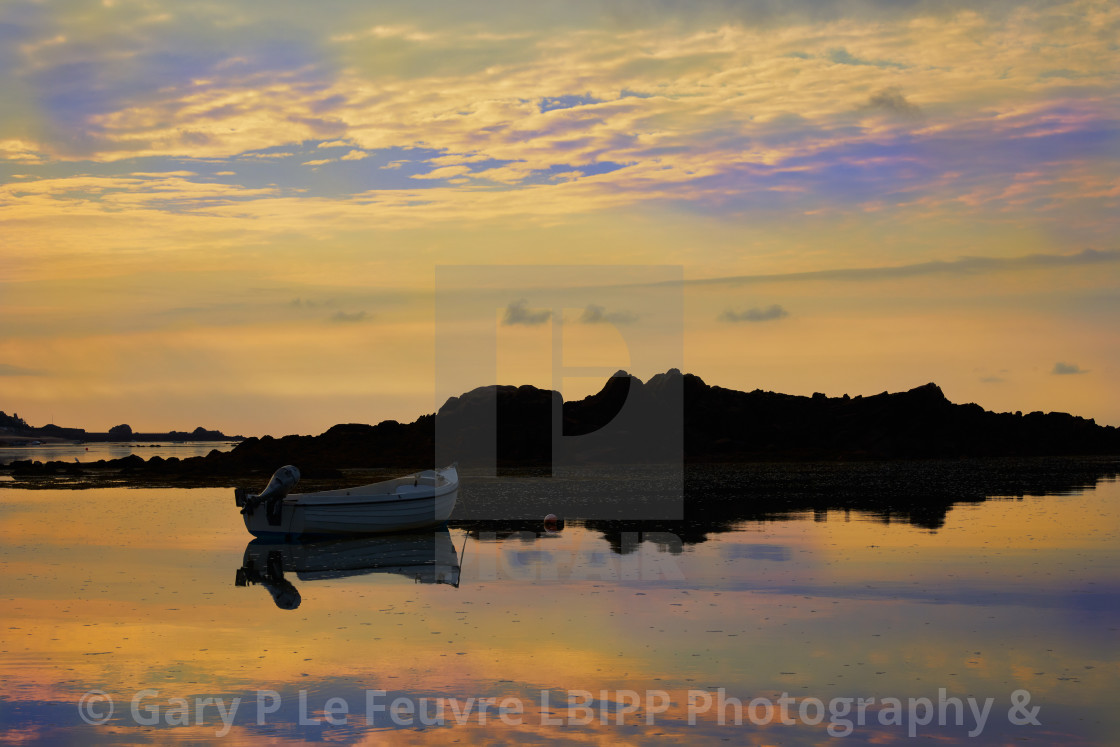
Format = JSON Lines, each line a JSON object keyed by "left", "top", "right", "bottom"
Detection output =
{"left": 282, "top": 465, "right": 458, "bottom": 506}
{"left": 284, "top": 485, "right": 458, "bottom": 508}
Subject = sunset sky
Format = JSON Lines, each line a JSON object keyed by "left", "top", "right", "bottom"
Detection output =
{"left": 2, "top": 0, "right": 1118, "bottom": 435}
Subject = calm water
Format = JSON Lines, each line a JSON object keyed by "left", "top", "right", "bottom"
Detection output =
{"left": 0, "top": 465, "right": 1117, "bottom": 744}
{"left": 0, "top": 441, "right": 241, "bottom": 467}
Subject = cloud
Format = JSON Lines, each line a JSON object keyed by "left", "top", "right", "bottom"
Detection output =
{"left": 502, "top": 299, "right": 552, "bottom": 326}
{"left": 979, "top": 376, "right": 1006, "bottom": 383}
{"left": 578, "top": 304, "right": 638, "bottom": 324}
{"left": 340, "top": 150, "right": 369, "bottom": 161}
{"left": 1052, "top": 361, "right": 1088, "bottom": 375}
{"left": 826, "top": 47, "right": 907, "bottom": 69}
{"left": 863, "top": 87, "right": 921, "bottom": 118}
{"left": 719, "top": 304, "right": 789, "bottom": 323}
{"left": 329, "top": 310, "right": 369, "bottom": 323}
{"left": 539, "top": 94, "right": 604, "bottom": 113}
{"left": 240, "top": 153, "right": 295, "bottom": 160}
{"left": 683, "top": 249, "right": 1120, "bottom": 288}
{"left": 411, "top": 165, "right": 473, "bottom": 181}
{"left": 0, "top": 363, "right": 45, "bottom": 376}
{"left": 0, "top": 139, "right": 44, "bottom": 164}
{"left": 3, "top": 2, "right": 1118, "bottom": 237}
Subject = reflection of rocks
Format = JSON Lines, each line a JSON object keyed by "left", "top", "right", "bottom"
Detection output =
{"left": 675, "top": 457, "right": 1120, "bottom": 530}
{"left": 452, "top": 457, "right": 1119, "bottom": 544}
{"left": 452, "top": 458, "right": 1120, "bottom": 532}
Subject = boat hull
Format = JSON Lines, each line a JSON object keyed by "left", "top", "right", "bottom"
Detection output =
{"left": 241, "top": 466, "right": 459, "bottom": 539}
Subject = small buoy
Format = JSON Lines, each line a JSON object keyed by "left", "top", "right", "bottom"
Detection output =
{"left": 543, "top": 514, "right": 562, "bottom": 532}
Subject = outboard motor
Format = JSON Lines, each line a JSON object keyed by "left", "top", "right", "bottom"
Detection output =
{"left": 240, "top": 465, "right": 300, "bottom": 519}
{"left": 259, "top": 465, "right": 301, "bottom": 502}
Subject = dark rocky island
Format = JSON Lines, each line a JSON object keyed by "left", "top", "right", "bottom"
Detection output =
{"left": 3, "top": 370, "right": 1118, "bottom": 485}
{"left": 0, "top": 411, "right": 241, "bottom": 446}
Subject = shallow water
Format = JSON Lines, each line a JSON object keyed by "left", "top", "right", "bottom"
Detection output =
{"left": 0, "top": 464, "right": 1117, "bottom": 744}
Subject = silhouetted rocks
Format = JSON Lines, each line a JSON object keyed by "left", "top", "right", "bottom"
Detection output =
{"left": 436, "top": 384, "right": 557, "bottom": 466}
{"left": 681, "top": 376, "right": 1118, "bottom": 459}
{"left": 108, "top": 424, "right": 134, "bottom": 441}
{"left": 37, "top": 424, "right": 88, "bottom": 440}
{"left": 0, "top": 411, "right": 33, "bottom": 435}
{"left": 3, "top": 371, "right": 1118, "bottom": 484}
{"left": 0, "top": 414, "right": 240, "bottom": 445}
{"left": 557, "top": 370, "right": 683, "bottom": 465}
{"left": 563, "top": 370, "right": 633, "bottom": 437}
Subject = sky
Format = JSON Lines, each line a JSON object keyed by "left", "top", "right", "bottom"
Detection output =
{"left": 1, "top": 0, "right": 1118, "bottom": 435}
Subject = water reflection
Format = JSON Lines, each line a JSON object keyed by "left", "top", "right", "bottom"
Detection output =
{"left": 1, "top": 461, "right": 1118, "bottom": 744}
{"left": 236, "top": 529, "right": 463, "bottom": 609}
{"left": 452, "top": 458, "right": 1120, "bottom": 547}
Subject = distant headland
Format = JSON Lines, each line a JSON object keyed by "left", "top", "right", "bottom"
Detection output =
{"left": 0, "top": 411, "right": 241, "bottom": 447}
{"left": 2, "top": 369, "right": 1117, "bottom": 483}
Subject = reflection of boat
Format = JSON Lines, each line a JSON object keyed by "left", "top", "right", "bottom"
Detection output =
{"left": 235, "top": 529, "right": 463, "bottom": 609}
{"left": 235, "top": 464, "right": 459, "bottom": 538}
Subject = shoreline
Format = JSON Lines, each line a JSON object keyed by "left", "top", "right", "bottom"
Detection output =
{"left": 4, "top": 455, "right": 1117, "bottom": 533}
{"left": 4, "top": 452, "right": 1117, "bottom": 488}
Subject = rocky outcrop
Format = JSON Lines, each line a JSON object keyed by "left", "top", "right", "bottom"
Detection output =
{"left": 5, "top": 371, "right": 1118, "bottom": 481}
{"left": 680, "top": 376, "right": 1118, "bottom": 459}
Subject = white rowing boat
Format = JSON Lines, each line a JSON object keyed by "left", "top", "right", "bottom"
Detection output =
{"left": 235, "top": 464, "right": 459, "bottom": 539}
